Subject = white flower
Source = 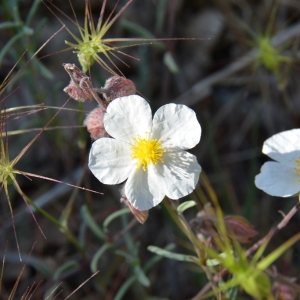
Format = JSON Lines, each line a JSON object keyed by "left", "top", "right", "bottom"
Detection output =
{"left": 255, "top": 129, "right": 300, "bottom": 197}
{"left": 88, "top": 95, "right": 202, "bottom": 210}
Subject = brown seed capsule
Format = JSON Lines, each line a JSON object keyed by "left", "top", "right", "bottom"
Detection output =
{"left": 63, "top": 82, "right": 93, "bottom": 102}
{"left": 63, "top": 63, "right": 108, "bottom": 110}
{"left": 102, "top": 76, "right": 136, "bottom": 102}
{"left": 63, "top": 63, "right": 93, "bottom": 102}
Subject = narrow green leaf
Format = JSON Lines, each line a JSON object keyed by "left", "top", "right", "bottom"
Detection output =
{"left": 90, "top": 243, "right": 111, "bottom": 273}
{"left": 115, "top": 249, "right": 133, "bottom": 261}
{"left": 34, "top": 59, "right": 54, "bottom": 80}
{"left": 258, "top": 232, "right": 300, "bottom": 270}
{"left": 155, "top": 0, "right": 169, "bottom": 32}
{"left": 114, "top": 244, "right": 175, "bottom": 300}
{"left": 0, "top": 21, "right": 23, "bottom": 30}
{"left": 200, "top": 277, "right": 241, "bottom": 299}
{"left": 25, "top": 0, "right": 40, "bottom": 25}
{"left": 103, "top": 208, "right": 131, "bottom": 232}
{"left": 113, "top": 276, "right": 136, "bottom": 300}
{"left": 0, "top": 32, "right": 25, "bottom": 65}
{"left": 9, "top": 0, "right": 21, "bottom": 22}
{"left": 163, "top": 52, "right": 179, "bottom": 74}
{"left": 59, "top": 193, "right": 76, "bottom": 228}
{"left": 53, "top": 260, "right": 79, "bottom": 281}
{"left": 22, "top": 25, "right": 34, "bottom": 35}
{"left": 144, "top": 244, "right": 175, "bottom": 271}
{"left": 80, "top": 205, "right": 106, "bottom": 240}
{"left": 226, "top": 285, "right": 239, "bottom": 300}
{"left": 177, "top": 200, "right": 196, "bottom": 213}
{"left": 134, "top": 265, "right": 150, "bottom": 287}
{"left": 147, "top": 245, "right": 197, "bottom": 262}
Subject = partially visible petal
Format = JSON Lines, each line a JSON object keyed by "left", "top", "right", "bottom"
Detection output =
{"left": 125, "top": 165, "right": 165, "bottom": 210}
{"left": 151, "top": 104, "right": 201, "bottom": 150}
{"left": 255, "top": 161, "right": 300, "bottom": 197}
{"left": 89, "top": 138, "right": 134, "bottom": 184}
{"left": 104, "top": 95, "right": 152, "bottom": 143}
{"left": 156, "top": 150, "right": 201, "bottom": 199}
{"left": 263, "top": 129, "right": 300, "bottom": 167}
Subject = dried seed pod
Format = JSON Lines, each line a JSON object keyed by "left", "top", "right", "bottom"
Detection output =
{"left": 63, "top": 63, "right": 108, "bottom": 110}
{"left": 63, "top": 82, "right": 93, "bottom": 102}
{"left": 63, "top": 63, "right": 93, "bottom": 102}
{"left": 102, "top": 76, "right": 136, "bottom": 102}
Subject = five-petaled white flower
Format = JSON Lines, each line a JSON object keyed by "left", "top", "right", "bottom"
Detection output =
{"left": 88, "top": 95, "right": 202, "bottom": 210}
{"left": 255, "top": 129, "right": 300, "bottom": 197}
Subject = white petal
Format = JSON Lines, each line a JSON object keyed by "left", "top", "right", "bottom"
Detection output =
{"left": 125, "top": 165, "right": 165, "bottom": 210}
{"left": 89, "top": 138, "right": 135, "bottom": 184}
{"left": 263, "top": 129, "right": 300, "bottom": 167}
{"left": 255, "top": 161, "right": 300, "bottom": 197}
{"left": 151, "top": 104, "right": 201, "bottom": 150}
{"left": 156, "top": 150, "right": 201, "bottom": 199}
{"left": 104, "top": 95, "right": 152, "bottom": 143}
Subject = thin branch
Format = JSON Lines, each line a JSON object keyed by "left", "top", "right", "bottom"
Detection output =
{"left": 174, "top": 22, "right": 300, "bottom": 106}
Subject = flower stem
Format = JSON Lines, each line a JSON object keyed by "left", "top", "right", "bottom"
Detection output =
{"left": 167, "top": 199, "right": 204, "bottom": 263}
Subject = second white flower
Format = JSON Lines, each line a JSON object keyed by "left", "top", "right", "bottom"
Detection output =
{"left": 255, "top": 129, "right": 300, "bottom": 197}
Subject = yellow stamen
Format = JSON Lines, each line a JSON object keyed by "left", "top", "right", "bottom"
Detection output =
{"left": 131, "top": 136, "right": 166, "bottom": 171}
{"left": 294, "top": 156, "right": 300, "bottom": 179}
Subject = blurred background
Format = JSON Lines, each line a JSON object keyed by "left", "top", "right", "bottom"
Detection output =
{"left": 1, "top": 0, "right": 300, "bottom": 298}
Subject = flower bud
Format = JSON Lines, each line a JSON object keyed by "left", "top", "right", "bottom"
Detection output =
{"left": 102, "top": 76, "right": 136, "bottom": 102}
{"left": 192, "top": 203, "right": 258, "bottom": 244}
{"left": 224, "top": 215, "right": 258, "bottom": 244}
{"left": 84, "top": 106, "right": 109, "bottom": 140}
{"left": 78, "top": 52, "right": 95, "bottom": 74}
{"left": 120, "top": 185, "right": 148, "bottom": 224}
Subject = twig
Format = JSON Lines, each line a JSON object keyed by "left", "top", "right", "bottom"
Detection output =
{"left": 246, "top": 200, "right": 300, "bottom": 256}
{"left": 174, "top": 22, "right": 300, "bottom": 106}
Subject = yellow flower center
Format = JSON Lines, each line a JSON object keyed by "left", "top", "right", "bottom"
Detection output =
{"left": 294, "top": 156, "right": 300, "bottom": 179}
{"left": 131, "top": 136, "right": 166, "bottom": 171}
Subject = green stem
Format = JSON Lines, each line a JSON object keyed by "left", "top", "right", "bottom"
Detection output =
{"left": 167, "top": 199, "right": 203, "bottom": 261}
